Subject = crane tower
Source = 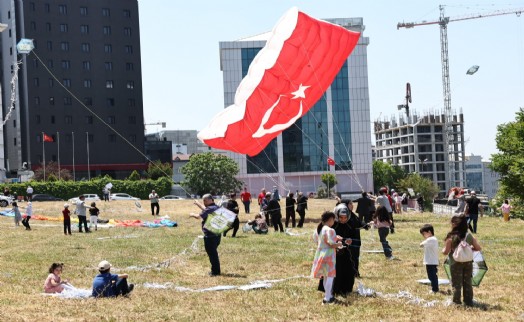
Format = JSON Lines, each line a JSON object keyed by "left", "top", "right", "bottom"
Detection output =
{"left": 398, "top": 5, "right": 523, "bottom": 191}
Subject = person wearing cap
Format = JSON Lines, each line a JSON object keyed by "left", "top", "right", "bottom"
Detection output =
{"left": 296, "top": 192, "right": 308, "bottom": 228}
{"left": 223, "top": 193, "right": 240, "bottom": 237}
{"left": 149, "top": 190, "right": 160, "bottom": 216}
{"left": 92, "top": 260, "right": 134, "bottom": 297}
{"left": 62, "top": 203, "right": 72, "bottom": 235}
{"left": 75, "top": 195, "right": 91, "bottom": 233}
{"left": 190, "top": 194, "right": 221, "bottom": 276}
{"left": 464, "top": 191, "right": 483, "bottom": 233}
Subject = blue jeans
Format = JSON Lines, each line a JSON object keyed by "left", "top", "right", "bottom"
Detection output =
{"left": 204, "top": 234, "right": 221, "bottom": 275}
{"left": 242, "top": 201, "right": 250, "bottom": 213}
{"left": 468, "top": 214, "right": 478, "bottom": 233}
{"left": 426, "top": 265, "right": 439, "bottom": 292}
{"left": 378, "top": 227, "right": 392, "bottom": 258}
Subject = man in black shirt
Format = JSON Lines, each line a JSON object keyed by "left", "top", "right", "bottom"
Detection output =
{"left": 464, "top": 191, "right": 484, "bottom": 233}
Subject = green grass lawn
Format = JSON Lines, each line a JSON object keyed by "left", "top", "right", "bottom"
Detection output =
{"left": 0, "top": 199, "right": 522, "bottom": 321}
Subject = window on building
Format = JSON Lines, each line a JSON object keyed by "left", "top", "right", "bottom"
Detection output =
{"left": 33, "top": 77, "right": 39, "bottom": 86}
{"left": 48, "top": 78, "right": 54, "bottom": 87}
{"left": 104, "top": 44, "right": 112, "bottom": 53}
{"left": 107, "top": 116, "right": 116, "bottom": 124}
{"left": 47, "top": 60, "right": 53, "bottom": 68}
{"left": 128, "top": 116, "right": 136, "bottom": 124}
{"left": 124, "top": 28, "right": 132, "bottom": 37}
{"left": 106, "top": 80, "right": 114, "bottom": 89}
{"left": 30, "top": 21, "right": 36, "bottom": 30}
{"left": 30, "top": 2, "right": 35, "bottom": 10}
{"left": 82, "top": 61, "right": 91, "bottom": 70}
{"left": 59, "top": 24, "right": 68, "bottom": 32}
{"left": 108, "top": 134, "right": 116, "bottom": 142}
{"left": 85, "top": 116, "right": 93, "bottom": 124}
{"left": 36, "top": 115, "right": 41, "bottom": 124}
{"left": 10, "top": 47, "right": 13, "bottom": 56}
{"left": 34, "top": 97, "right": 40, "bottom": 105}
{"left": 128, "top": 99, "right": 135, "bottom": 107}
{"left": 123, "top": 9, "right": 131, "bottom": 17}
{"left": 14, "top": 138, "right": 17, "bottom": 146}
{"left": 59, "top": 4, "right": 67, "bottom": 14}
{"left": 103, "top": 26, "right": 111, "bottom": 35}
{"left": 46, "top": 41, "right": 52, "bottom": 51}
{"left": 62, "top": 79, "right": 71, "bottom": 88}
{"left": 129, "top": 134, "right": 136, "bottom": 143}
{"left": 13, "top": 120, "right": 16, "bottom": 128}
{"left": 65, "top": 115, "right": 73, "bottom": 124}
{"left": 107, "top": 98, "right": 115, "bottom": 107}
{"left": 65, "top": 134, "right": 72, "bottom": 142}
{"left": 104, "top": 62, "right": 113, "bottom": 70}
{"left": 60, "top": 42, "right": 69, "bottom": 51}
{"left": 87, "top": 134, "right": 94, "bottom": 143}
{"left": 61, "top": 60, "right": 70, "bottom": 69}
{"left": 83, "top": 80, "right": 91, "bottom": 88}
{"left": 46, "top": 23, "right": 51, "bottom": 31}
{"left": 50, "top": 115, "right": 55, "bottom": 124}
{"left": 102, "top": 8, "right": 110, "bottom": 16}
{"left": 63, "top": 96, "right": 72, "bottom": 105}
{"left": 81, "top": 43, "right": 90, "bottom": 52}
{"left": 8, "top": 29, "right": 11, "bottom": 37}
{"left": 125, "top": 45, "right": 133, "bottom": 54}
{"left": 80, "top": 7, "right": 88, "bottom": 16}
{"left": 125, "top": 62, "right": 134, "bottom": 71}
{"left": 84, "top": 97, "right": 93, "bottom": 106}
{"left": 80, "top": 25, "right": 89, "bottom": 34}
{"left": 49, "top": 97, "right": 55, "bottom": 105}
{"left": 126, "top": 81, "right": 134, "bottom": 89}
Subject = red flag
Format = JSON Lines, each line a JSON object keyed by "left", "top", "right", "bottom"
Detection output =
{"left": 43, "top": 133, "right": 54, "bottom": 142}
{"left": 198, "top": 8, "right": 361, "bottom": 156}
{"left": 327, "top": 157, "right": 335, "bottom": 166}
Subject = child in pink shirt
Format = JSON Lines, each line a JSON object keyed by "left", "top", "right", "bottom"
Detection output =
{"left": 43, "top": 263, "right": 68, "bottom": 293}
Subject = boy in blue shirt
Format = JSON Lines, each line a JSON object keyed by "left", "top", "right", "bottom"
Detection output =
{"left": 92, "top": 260, "right": 134, "bottom": 297}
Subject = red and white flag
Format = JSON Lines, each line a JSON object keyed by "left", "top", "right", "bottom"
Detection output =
{"left": 327, "top": 157, "right": 335, "bottom": 166}
{"left": 198, "top": 8, "right": 361, "bottom": 156}
{"left": 43, "top": 133, "right": 54, "bottom": 142}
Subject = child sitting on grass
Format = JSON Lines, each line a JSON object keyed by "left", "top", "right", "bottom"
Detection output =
{"left": 44, "top": 263, "right": 68, "bottom": 293}
{"left": 420, "top": 224, "right": 439, "bottom": 293}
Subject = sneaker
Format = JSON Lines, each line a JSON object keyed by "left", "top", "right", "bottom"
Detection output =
{"left": 387, "top": 256, "right": 395, "bottom": 260}
{"left": 124, "top": 284, "right": 134, "bottom": 297}
{"left": 322, "top": 298, "right": 335, "bottom": 305}
{"left": 208, "top": 272, "right": 220, "bottom": 277}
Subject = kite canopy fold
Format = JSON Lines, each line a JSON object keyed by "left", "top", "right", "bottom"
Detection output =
{"left": 198, "top": 7, "right": 361, "bottom": 156}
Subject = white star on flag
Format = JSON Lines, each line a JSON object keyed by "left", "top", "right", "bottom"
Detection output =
{"left": 291, "top": 84, "right": 310, "bottom": 99}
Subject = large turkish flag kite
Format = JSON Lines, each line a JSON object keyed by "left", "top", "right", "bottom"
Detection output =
{"left": 198, "top": 7, "right": 361, "bottom": 156}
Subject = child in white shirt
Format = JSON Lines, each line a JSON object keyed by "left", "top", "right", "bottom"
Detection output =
{"left": 420, "top": 224, "right": 439, "bottom": 293}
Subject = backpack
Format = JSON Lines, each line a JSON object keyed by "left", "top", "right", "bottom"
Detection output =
{"left": 453, "top": 233, "right": 473, "bottom": 262}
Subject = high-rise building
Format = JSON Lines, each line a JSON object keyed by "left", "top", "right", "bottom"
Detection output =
{"left": 464, "top": 154, "right": 500, "bottom": 199}
{"left": 0, "top": 0, "right": 145, "bottom": 179}
{"left": 374, "top": 111, "right": 466, "bottom": 194}
{"left": 218, "top": 18, "right": 373, "bottom": 195}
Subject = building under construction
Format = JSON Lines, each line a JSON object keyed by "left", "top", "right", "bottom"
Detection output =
{"left": 374, "top": 111, "right": 465, "bottom": 194}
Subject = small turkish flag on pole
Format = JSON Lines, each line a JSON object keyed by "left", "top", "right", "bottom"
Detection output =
{"left": 327, "top": 157, "right": 335, "bottom": 166}
{"left": 43, "top": 133, "right": 54, "bottom": 142}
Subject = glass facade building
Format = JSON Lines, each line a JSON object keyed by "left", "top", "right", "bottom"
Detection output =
{"left": 218, "top": 17, "right": 372, "bottom": 194}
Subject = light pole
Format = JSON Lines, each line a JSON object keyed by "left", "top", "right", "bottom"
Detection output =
{"left": 419, "top": 158, "right": 428, "bottom": 172}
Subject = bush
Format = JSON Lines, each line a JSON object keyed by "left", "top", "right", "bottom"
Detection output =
{"left": 127, "top": 170, "right": 141, "bottom": 181}
{"left": 1, "top": 176, "right": 172, "bottom": 200}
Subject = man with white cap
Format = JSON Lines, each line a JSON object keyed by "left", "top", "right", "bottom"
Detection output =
{"left": 92, "top": 260, "right": 134, "bottom": 297}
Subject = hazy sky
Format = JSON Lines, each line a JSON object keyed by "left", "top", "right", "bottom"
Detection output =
{"left": 138, "top": 0, "right": 524, "bottom": 160}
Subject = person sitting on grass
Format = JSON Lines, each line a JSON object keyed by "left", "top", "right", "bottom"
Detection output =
{"left": 44, "top": 263, "right": 68, "bottom": 293}
{"left": 92, "top": 260, "right": 134, "bottom": 298}
{"left": 247, "top": 213, "right": 269, "bottom": 234}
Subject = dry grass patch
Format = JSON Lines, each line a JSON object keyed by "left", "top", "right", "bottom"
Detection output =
{"left": 0, "top": 199, "right": 522, "bottom": 321}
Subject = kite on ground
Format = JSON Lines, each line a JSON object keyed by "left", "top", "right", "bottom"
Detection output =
{"left": 198, "top": 7, "right": 361, "bottom": 156}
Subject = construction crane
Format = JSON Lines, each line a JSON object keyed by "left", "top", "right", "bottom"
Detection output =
{"left": 398, "top": 5, "right": 523, "bottom": 191}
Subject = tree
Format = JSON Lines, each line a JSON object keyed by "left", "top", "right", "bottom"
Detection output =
{"left": 127, "top": 170, "right": 141, "bottom": 181}
{"left": 32, "top": 162, "right": 73, "bottom": 181}
{"left": 181, "top": 153, "right": 243, "bottom": 196}
{"left": 146, "top": 161, "right": 173, "bottom": 180}
{"left": 321, "top": 173, "right": 337, "bottom": 188}
{"left": 372, "top": 160, "right": 407, "bottom": 193}
{"left": 491, "top": 108, "right": 524, "bottom": 219}
{"left": 396, "top": 173, "right": 439, "bottom": 210}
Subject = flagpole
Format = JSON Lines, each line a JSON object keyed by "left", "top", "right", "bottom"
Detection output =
{"left": 57, "top": 131, "right": 61, "bottom": 180}
{"left": 42, "top": 132, "right": 45, "bottom": 182}
{"left": 86, "top": 132, "right": 90, "bottom": 180}
{"left": 72, "top": 132, "right": 76, "bottom": 181}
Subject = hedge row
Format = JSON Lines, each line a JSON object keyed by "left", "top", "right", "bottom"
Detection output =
{"left": 1, "top": 177, "right": 172, "bottom": 201}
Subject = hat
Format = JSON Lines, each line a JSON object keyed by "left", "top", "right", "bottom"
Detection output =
{"left": 64, "top": 203, "right": 69, "bottom": 208}
{"left": 471, "top": 191, "right": 476, "bottom": 195}
{"left": 98, "top": 260, "right": 112, "bottom": 270}
{"left": 265, "top": 192, "right": 272, "bottom": 197}
{"left": 334, "top": 204, "right": 349, "bottom": 217}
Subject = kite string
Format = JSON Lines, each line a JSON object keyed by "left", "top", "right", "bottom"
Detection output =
{"left": 2, "top": 61, "right": 22, "bottom": 126}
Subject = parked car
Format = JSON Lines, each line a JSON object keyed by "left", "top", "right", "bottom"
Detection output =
{"left": 68, "top": 194, "right": 101, "bottom": 203}
{"left": 0, "top": 195, "right": 14, "bottom": 207}
{"left": 31, "top": 194, "right": 63, "bottom": 202}
{"left": 160, "top": 195, "right": 185, "bottom": 200}
{"left": 110, "top": 193, "right": 139, "bottom": 201}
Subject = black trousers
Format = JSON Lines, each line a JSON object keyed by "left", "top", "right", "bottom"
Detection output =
{"left": 285, "top": 210, "right": 296, "bottom": 228}
{"left": 204, "top": 234, "right": 221, "bottom": 275}
{"left": 223, "top": 216, "right": 240, "bottom": 237}
{"left": 426, "top": 265, "right": 439, "bottom": 292}
{"left": 297, "top": 209, "right": 306, "bottom": 227}
{"left": 22, "top": 216, "right": 31, "bottom": 230}
{"left": 151, "top": 202, "right": 159, "bottom": 216}
{"left": 271, "top": 214, "right": 284, "bottom": 232}
{"left": 78, "top": 216, "right": 89, "bottom": 232}
{"left": 63, "top": 218, "right": 71, "bottom": 234}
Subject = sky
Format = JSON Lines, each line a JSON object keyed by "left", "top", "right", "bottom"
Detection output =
{"left": 138, "top": 0, "right": 524, "bottom": 160}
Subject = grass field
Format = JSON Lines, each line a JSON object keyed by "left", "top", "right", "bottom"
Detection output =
{"left": 0, "top": 198, "right": 522, "bottom": 321}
